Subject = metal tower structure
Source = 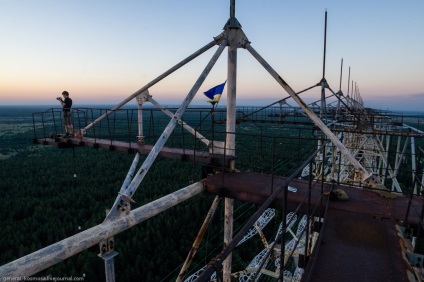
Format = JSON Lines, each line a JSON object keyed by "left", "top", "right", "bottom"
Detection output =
{"left": 2, "top": 0, "right": 424, "bottom": 281}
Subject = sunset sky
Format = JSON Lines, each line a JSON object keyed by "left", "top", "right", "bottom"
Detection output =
{"left": 1, "top": 0, "right": 423, "bottom": 111}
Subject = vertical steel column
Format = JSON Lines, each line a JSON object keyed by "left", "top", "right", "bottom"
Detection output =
{"left": 338, "top": 58, "right": 343, "bottom": 91}
{"left": 385, "top": 135, "right": 392, "bottom": 184}
{"left": 279, "top": 184, "right": 289, "bottom": 278}
{"left": 393, "top": 136, "right": 409, "bottom": 191}
{"left": 337, "top": 151, "right": 342, "bottom": 185}
{"left": 336, "top": 58, "right": 343, "bottom": 116}
{"left": 421, "top": 147, "right": 424, "bottom": 194}
{"left": 381, "top": 135, "right": 391, "bottom": 185}
{"left": 372, "top": 136, "right": 402, "bottom": 192}
{"left": 99, "top": 251, "right": 119, "bottom": 282}
{"left": 394, "top": 136, "right": 402, "bottom": 177}
{"left": 330, "top": 144, "right": 337, "bottom": 179}
{"left": 319, "top": 145, "right": 326, "bottom": 223}
{"left": 411, "top": 137, "right": 417, "bottom": 194}
{"left": 136, "top": 91, "right": 147, "bottom": 144}
{"left": 418, "top": 148, "right": 424, "bottom": 242}
{"left": 226, "top": 32, "right": 237, "bottom": 169}
{"left": 404, "top": 147, "right": 422, "bottom": 224}
{"left": 224, "top": 1, "right": 237, "bottom": 280}
{"left": 305, "top": 159, "right": 313, "bottom": 267}
{"left": 376, "top": 135, "right": 384, "bottom": 181}
{"left": 320, "top": 10, "right": 328, "bottom": 119}
{"left": 347, "top": 67, "right": 351, "bottom": 98}
{"left": 223, "top": 198, "right": 234, "bottom": 282}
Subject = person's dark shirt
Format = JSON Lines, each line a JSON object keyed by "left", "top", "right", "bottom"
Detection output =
{"left": 63, "top": 97, "right": 72, "bottom": 112}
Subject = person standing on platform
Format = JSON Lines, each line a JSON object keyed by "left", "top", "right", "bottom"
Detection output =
{"left": 58, "top": 90, "right": 73, "bottom": 137}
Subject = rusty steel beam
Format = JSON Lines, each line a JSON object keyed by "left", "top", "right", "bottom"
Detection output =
{"left": 0, "top": 182, "right": 204, "bottom": 278}
{"left": 177, "top": 196, "right": 221, "bottom": 282}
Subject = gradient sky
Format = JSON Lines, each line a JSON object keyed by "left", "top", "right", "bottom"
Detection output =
{"left": 1, "top": 0, "right": 423, "bottom": 111}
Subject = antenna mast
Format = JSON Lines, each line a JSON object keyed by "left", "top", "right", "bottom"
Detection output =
{"left": 322, "top": 10, "right": 327, "bottom": 79}
{"left": 320, "top": 10, "right": 328, "bottom": 119}
{"left": 339, "top": 58, "right": 343, "bottom": 91}
{"left": 347, "top": 67, "right": 351, "bottom": 97}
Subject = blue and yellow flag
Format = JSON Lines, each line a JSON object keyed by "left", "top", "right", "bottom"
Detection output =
{"left": 204, "top": 81, "right": 226, "bottom": 104}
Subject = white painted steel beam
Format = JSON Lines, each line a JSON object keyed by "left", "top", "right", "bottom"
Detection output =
{"left": 79, "top": 36, "right": 224, "bottom": 135}
{"left": 223, "top": 197, "right": 234, "bottom": 282}
{"left": 393, "top": 137, "right": 410, "bottom": 185}
{"left": 107, "top": 39, "right": 228, "bottom": 216}
{"left": 223, "top": 23, "right": 245, "bottom": 282}
{"left": 147, "top": 95, "right": 211, "bottom": 147}
{"left": 104, "top": 152, "right": 141, "bottom": 221}
{"left": 245, "top": 44, "right": 372, "bottom": 182}
{"left": 411, "top": 137, "right": 417, "bottom": 194}
{"left": 372, "top": 136, "right": 402, "bottom": 192}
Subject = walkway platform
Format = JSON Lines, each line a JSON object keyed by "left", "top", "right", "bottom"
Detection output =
{"left": 304, "top": 210, "right": 411, "bottom": 282}
{"left": 203, "top": 171, "right": 424, "bottom": 281}
{"left": 33, "top": 136, "right": 233, "bottom": 165}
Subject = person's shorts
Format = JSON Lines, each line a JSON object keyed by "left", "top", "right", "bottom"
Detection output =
{"left": 63, "top": 111, "right": 72, "bottom": 126}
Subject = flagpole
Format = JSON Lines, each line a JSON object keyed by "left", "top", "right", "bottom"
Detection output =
{"left": 203, "top": 82, "right": 226, "bottom": 157}
{"left": 211, "top": 101, "right": 215, "bottom": 155}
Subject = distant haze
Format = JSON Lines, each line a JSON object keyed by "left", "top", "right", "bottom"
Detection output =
{"left": 1, "top": 1, "right": 423, "bottom": 111}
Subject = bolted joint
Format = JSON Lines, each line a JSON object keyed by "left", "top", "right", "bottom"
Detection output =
{"left": 136, "top": 89, "right": 151, "bottom": 105}
{"left": 209, "top": 257, "right": 224, "bottom": 273}
{"left": 214, "top": 30, "right": 227, "bottom": 45}
{"left": 228, "top": 28, "right": 250, "bottom": 49}
{"left": 238, "top": 36, "right": 251, "bottom": 49}
{"left": 98, "top": 236, "right": 114, "bottom": 256}
{"left": 137, "top": 135, "right": 145, "bottom": 145}
{"left": 116, "top": 193, "right": 134, "bottom": 217}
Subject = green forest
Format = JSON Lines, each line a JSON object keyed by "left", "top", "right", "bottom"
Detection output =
{"left": 1, "top": 105, "right": 423, "bottom": 281}
{"left": 2, "top": 106, "right": 309, "bottom": 281}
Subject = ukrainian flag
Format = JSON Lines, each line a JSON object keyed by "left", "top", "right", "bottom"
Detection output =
{"left": 204, "top": 81, "right": 226, "bottom": 104}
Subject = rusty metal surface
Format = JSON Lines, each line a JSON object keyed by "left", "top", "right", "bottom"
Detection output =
{"left": 304, "top": 210, "right": 409, "bottom": 282}
{"left": 203, "top": 172, "right": 423, "bottom": 223}
{"left": 203, "top": 172, "right": 331, "bottom": 212}
{"left": 34, "top": 137, "right": 215, "bottom": 164}
{"left": 203, "top": 172, "right": 424, "bottom": 281}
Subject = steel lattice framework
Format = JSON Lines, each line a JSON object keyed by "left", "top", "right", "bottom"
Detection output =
{"left": 2, "top": 0, "right": 424, "bottom": 281}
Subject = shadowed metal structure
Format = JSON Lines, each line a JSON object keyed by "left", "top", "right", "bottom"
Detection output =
{"left": 4, "top": 0, "right": 424, "bottom": 281}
